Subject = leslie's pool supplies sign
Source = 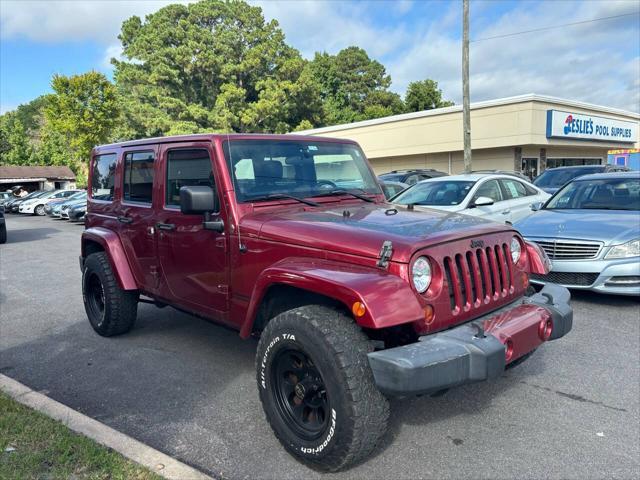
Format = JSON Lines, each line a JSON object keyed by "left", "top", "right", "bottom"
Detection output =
{"left": 546, "top": 110, "right": 638, "bottom": 142}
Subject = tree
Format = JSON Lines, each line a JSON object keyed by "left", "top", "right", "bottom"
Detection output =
{"left": 404, "top": 79, "right": 454, "bottom": 112}
{"left": 113, "top": 0, "right": 322, "bottom": 137}
{"left": 0, "top": 114, "right": 35, "bottom": 165}
{"left": 45, "top": 71, "right": 119, "bottom": 169}
{"left": 310, "top": 46, "right": 405, "bottom": 125}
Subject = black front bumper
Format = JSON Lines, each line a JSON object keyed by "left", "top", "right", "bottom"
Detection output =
{"left": 367, "top": 283, "right": 573, "bottom": 397}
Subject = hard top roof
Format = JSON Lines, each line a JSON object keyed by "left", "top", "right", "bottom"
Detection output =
{"left": 94, "top": 133, "right": 357, "bottom": 152}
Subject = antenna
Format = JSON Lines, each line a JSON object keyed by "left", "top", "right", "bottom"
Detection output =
{"left": 226, "top": 133, "right": 247, "bottom": 253}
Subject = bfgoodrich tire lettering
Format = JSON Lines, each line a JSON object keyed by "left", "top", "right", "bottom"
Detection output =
{"left": 82, "top": 252, "right": 138, "bottom": 336}
{"left": 256, "top": 305, "right": 389, "bottom": 472}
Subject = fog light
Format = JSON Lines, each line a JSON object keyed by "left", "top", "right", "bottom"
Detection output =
{"left": 424, "top": 305, "right": 434, "bottom": 324}
{"left": 352, "top": 301, "right": 366, "bottom": 317}
{"left": 504, "top": 339, "right": 514, "bottom": 362}
{"left": 538, "top": 318, "right": 553, "bottom": 340}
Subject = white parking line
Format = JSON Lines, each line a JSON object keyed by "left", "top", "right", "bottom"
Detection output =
{"left": 0, "top": 374, "right": 213, "bottom": 480}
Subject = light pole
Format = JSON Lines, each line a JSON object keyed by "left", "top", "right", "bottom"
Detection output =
{"left": 462, "top": 0, "right": 471, "bottom": 172}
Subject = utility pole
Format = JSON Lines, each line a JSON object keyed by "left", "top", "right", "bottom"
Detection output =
{"left": 462, "top": 0, "right": 472, "bottom": 172}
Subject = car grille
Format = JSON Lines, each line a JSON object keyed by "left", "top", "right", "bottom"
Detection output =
{"left": 534, "top": 239, "right": 602, "bottom": 260}
{"left": 443, "top": 243, "right": 513, "bottom": 314}
{"left": 531, "top": 272, "right": 598, "bottom": 286}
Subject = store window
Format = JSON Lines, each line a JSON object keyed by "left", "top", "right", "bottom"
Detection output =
{"left": 546, "top": 158, "right": 602, "bottom": 169}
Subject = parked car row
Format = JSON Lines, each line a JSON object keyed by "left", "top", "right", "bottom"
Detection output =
{"left": 1, "top": 188, "right": 87, "bottom": 223}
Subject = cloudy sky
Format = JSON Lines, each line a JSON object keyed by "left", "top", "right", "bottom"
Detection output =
{"left": 1, "top": 0, "right": 639, "bottom": 114}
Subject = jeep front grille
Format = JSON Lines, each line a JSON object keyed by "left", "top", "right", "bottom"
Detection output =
{"left": 534, "top": 239, "right": 602, "bottom": 260}
{"left": 443, "top": 243, "right": 513, "bottom": 314}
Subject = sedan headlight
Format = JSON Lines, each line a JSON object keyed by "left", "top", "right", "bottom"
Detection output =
{"left": 510, "top": 237, "right": 522, "bottom": 264}
{"left": 605, "top": 239, "right": 640, "bottom": 259}
{"left": 412, "top": 256, "right": 432, "bottom": 293}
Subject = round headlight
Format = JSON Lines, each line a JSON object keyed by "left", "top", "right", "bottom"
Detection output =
{"left": 511, "top": 237, "right": 522, "bottom": 264}
{"left": 412, "top": 256, "right": 432, "bottom": 293}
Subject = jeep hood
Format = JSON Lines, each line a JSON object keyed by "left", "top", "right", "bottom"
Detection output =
{"left": 243, "top": 203, "right": 513, "bottom": 263}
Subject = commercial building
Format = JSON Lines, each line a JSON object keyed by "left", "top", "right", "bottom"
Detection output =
{"left": 298, "top": 94, "right": 640, "bottom": 178}
{"left": 0, "top": 165, "right": 76, "bottom": 192}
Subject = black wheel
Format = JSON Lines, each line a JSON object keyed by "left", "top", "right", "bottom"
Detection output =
{"left": 34, "top": 204, "right": 45, "bottom": 216}
{"left": 82, "top": 252, "right": 138, "bottom": 336}
{"left": 256, "top": 305, "right": 389, "bottom": 472}
{"left": 0, "top": 223, "right": 6, "bottom": 244}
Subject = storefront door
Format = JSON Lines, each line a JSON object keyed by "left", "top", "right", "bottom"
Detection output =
{"left": 521, "top": 158, "right": 539, "bottom": 180}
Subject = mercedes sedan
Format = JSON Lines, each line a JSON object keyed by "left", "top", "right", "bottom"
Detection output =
{"left": 516, "top": 171, "right": 640, "bottom": 296}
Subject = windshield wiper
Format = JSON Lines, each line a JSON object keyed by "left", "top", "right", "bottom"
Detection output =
{"left": 247, "top": 193, "right": 319, "bottom": 207}
{"left": 313, "top": 189, "right": 375, "bottom": 203}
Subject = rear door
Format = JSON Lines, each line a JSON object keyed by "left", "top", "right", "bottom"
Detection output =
{"left": 155, "top": 143, "right": 228, "bottom": 317}
{"left": 117, "top": 148, "right": 160, "bottom": 293}
{"left": 499, "top": 178, "right": 542, "bottom": 222}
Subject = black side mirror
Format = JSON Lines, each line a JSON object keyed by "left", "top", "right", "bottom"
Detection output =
{"left": 179, "top": 186, "right": 224, "bottom": 233}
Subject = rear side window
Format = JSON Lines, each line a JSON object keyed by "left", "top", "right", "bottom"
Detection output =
{"left": 166, "top": 149, "right": 214, "bottom": 207}
{"left": 91, "top": 153, "right": 117, "bottom": 201}
{"left": 123, "top": 151, "right": 154, "bottom": 204}
{"left": 500, "top": 179, "right": 531, "bottom": 199}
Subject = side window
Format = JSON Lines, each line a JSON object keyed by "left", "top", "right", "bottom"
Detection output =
{"left": 500, "top": 179, "right": 529, "bottom": 199}
{"left": 166, "top": 149, "right": 214, "bottom": 207}
{"left": 123, "top": 151, "right": 154, "bottom": 204}
{"left": 473, "top": 180, "right": 503, "bottom": 203}
{"left": 405, "top": 174, "right": 419, "bottom": 185}
{"left": 91, "top": 153, "right": 117, "bottom": 201}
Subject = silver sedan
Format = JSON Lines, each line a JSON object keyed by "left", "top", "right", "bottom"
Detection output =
{"left": 515, "top": 171, "right": 640, "bottom": 296}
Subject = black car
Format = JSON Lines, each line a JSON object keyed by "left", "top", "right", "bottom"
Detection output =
{"left": 378, "top": 169, "right": 447, "bottom": 186}
{"left": 533, "top": 164, "right": 631, "bottom": 194}
{"left": 0, "top": 206, "right": 6, "bottom": 244}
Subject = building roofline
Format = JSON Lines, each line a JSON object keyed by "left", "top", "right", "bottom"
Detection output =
{"left": 294, "top": 94, "right": 640, "bottom": 135}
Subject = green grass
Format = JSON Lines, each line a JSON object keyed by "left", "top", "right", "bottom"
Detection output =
{"left": 0, "top": 392, "right": 162, "bottom": 480}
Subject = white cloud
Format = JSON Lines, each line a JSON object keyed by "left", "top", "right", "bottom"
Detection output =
{"left": 1, "top": 0, "right": 638, "bottom": 112}
{"left": 0, "top": 0, "right": 193, "bottom": 43}
{"left": 387, "top": 0, "right": 640, "bottom": 112}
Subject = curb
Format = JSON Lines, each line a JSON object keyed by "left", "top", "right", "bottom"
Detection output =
{"left": 0, "top": 374, "right": 213, "bottom": 480}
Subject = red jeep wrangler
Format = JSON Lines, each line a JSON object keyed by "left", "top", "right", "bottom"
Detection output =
{"left": 80, "top": 134, "right": 572, "bottom": 471}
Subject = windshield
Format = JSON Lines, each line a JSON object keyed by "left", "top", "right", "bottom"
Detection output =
{"left": 391, "top": 180, "right": 475, "bottom": 206}
{"left": 224, "top": 139, "right": 381, "bottom": 202}
{"left": 534, "top": 167, "right": 603, "bottom": 188}
{"left": 546, "top": 177, "right": 640, "bottom": 210}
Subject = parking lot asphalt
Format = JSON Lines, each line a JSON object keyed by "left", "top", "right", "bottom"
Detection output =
{"left": 1, "top": 214, "right": 639, "bottom": 479}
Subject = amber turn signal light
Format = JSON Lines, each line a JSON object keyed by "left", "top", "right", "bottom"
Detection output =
{"left": 424, "top": 305, "right": 434, "bottom": 324}
{"left": 352, "top": 301, "right": 366, "bottom": 317}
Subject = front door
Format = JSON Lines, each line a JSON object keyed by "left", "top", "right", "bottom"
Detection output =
{"left": 156, "top": 144, "right": 229, "bottom": 317}
{"left": 467, "top": 179, "right": 511, "bottom": 223}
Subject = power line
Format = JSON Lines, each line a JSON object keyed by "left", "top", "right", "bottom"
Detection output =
{"left": 471, "top": 11, "right": 640, "bottom": 43}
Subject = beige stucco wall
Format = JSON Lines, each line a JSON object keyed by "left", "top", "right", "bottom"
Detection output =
{"left": 302, "top": 96, "right": 640, "bottom": 173}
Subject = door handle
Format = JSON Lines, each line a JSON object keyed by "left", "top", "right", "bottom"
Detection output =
{"left": 117, "top": 216, "right": 133, "bottom": 224}
{"left": 501, "top": 209, "right": 511, "bottom": 215}
{"left": 156, "top": 222, "right": 176, "bottom": 231}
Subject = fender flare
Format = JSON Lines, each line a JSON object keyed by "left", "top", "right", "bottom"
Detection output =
{"left": 239, "top": 258, "right": 424, "bottom": 338}
{"left": 81, "top": 227, "right": 137, "bottom": 290}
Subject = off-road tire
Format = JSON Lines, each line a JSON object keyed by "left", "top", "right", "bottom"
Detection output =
{"left": 256, "top": 305, "right": 389, "bottom": 472}
{"left": 82, "top": 252, "right": 138, "bottom": 336}
{"left": 34, "top": 204, "right": 45, "bottom": 216}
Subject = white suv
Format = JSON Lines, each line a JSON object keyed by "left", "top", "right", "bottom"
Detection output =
{"left": 19, "top": 189, "right": 81, "bottom": 216}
